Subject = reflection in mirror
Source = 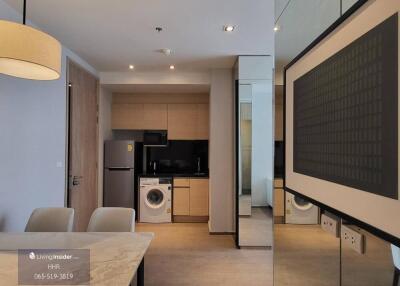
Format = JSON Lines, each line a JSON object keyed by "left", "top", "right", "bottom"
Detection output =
{"left": 237, "top": 82, "right": 273, "bottom": 247}
{"left": 274, "top": 0, "right": 342, "bottom": 84}
{"left": 341, "top": 0, "right": 359, "bottom": 14}
{"left": 341, "top": 221, "right": 395, "bottom": 286}
{"left": 274, "top": 209, "right": 341, "bottom": 285}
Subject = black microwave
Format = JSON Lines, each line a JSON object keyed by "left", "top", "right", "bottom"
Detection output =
{"left": 143, "top": 130, "right": 168, "bottom": 147}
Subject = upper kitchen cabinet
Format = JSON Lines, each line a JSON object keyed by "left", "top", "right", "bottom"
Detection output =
{"left": 112, "top": 103, "right": 144, "bottom": 130}
{"left": 167, "top": 104, "right": 209, "bottom": 140}
{"left": 167, "top": 104, "right": 197, "bottom": 140}
{"left": 112, "top": 103, "right": 167, "bottom": 130}
{"left": 111, "top": 94, "right": 209, "bottom": 138}
{"left": 196, "top": 104, "right": 209, "bottom": 140}
{"left": 142, "top": 104, "right": 168, "bottom": 130}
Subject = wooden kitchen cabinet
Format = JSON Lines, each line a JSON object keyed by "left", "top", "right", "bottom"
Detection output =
{"left": 112, "top": 101, "right": 209, "bottom": 137}
{"left": 112, "top": 103, "right": 167, "bottom": 130}
{"left": 189, "top": 179, "right": 209, "bottom": 216}
{"left": 173, "top": 178, "right": 190, "bottom": 187}
{"left": 142, "top": 104, "right": 168, "bottom": 130}
{"left": 167, "top": 103, "right": 209, "bottom": 140}
{"left": 173, "top": 187, "right": 190, "bottom": 215}
{"left": 112, "top": 103, "right": 144, "bottom": 129}
{"left": 196, "top": 104, "right": 209, "bottom": 139}
{"left": 167, "top": 104, "right": 197, "bottom": 139}
{"left": 173, "top": 178, "right": 209, "bottom": 219}
{"left": 274, "top": 178, "right": 285, "bottom": 223}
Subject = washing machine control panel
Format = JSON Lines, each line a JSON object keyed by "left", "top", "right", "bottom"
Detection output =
{"left": 140, "top": 178, "right": 160, "bottom": 185}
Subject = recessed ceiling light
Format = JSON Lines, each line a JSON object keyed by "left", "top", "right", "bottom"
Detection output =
{"left": 129, "top": 65, "right": 134, "bottom": 70}
{"left": 169, "top": 65, "right": 175, "bottom": 70}
{"left": 223, "top": 25, "right": 235, "bottom": 32}
{"left": 162, "top": 48, "right": 172, "bottom": 56}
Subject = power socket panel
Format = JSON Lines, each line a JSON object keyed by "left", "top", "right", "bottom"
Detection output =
{"left": 341, "top": 225, "right": 365, "bottom": 254}
{"left": 321, "top": 214, "right": 340, "bottom": 237}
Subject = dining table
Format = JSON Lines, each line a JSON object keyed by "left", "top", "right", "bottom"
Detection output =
{"left": 0, "top": 232, "right": 153, "bottom": 286}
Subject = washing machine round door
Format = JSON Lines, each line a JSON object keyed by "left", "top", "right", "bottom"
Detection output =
{"left": 291, "top": 195, "right": 313, "bottom": 211}
{"left": 145, "top": 188, "right": 166, "bottom": 209}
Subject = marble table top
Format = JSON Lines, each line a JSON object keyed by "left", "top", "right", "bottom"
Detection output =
{"left": 0, "top": 232, "right": 154, "bottom": 285}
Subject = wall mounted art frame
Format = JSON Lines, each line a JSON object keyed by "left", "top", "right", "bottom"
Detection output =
{"left": 285, "top": 0, "right": 400, "bottom": 241}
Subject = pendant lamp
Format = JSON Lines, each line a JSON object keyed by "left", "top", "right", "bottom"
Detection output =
{"left": 0, "top": 0, "right": 61, "bottom": 80}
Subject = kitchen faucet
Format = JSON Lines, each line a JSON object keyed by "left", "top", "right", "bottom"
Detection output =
{"left": 197, "top": 157, "right": 201, "bottom": 173}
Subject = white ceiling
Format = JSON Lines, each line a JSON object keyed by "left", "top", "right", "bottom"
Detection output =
{"left": 4, "top": 0, "right": 274, "bottom": 72}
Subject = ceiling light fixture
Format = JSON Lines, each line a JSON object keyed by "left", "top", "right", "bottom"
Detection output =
{"left": 161, "top": 48, "right": 172, "bottom": 56}
{"left": 169, "top": 65, "right": 175, "bottom": 70}
{"left": 274, "top": 25, "right": 280, "bottom": 32}
{"left": 223, "top": 25, "right": 235, "bottom": 32}
{"left": 129, "top": 65, "right": 134, "bottom": 70}
{"left": 0, "top": 0, "right": 61, "bottom": 80}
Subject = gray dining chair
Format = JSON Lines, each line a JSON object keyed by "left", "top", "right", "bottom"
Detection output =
{"left": 87, "top": 207, "right": 135, "bottom": 232}
{"left": 391, "top": 244, "right": 400, "bottom": 286}
{"left": 25, "top": 207, "right": 75, "bottom": 232}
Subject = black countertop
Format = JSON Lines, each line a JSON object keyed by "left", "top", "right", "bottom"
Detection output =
{"left": 139, "top": 172, "right": 209, "bottom": 178}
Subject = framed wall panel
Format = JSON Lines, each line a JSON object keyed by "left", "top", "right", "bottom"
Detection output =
{"left": 285, "top": 0, "right": 400, "bottom": 239}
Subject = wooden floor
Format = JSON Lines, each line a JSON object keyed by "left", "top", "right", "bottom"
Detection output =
{"left": 239, "top": 207, "right": 273, "bottom": 247}
{"left": 135, "top": 223, "right": 273, "bottom": 286}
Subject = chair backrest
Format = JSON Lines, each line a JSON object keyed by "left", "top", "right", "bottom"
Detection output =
{"left": 87, "top": 207, "right": 135, "bottom": 232}
{"left": 391, "top": 245, "right": 400, "bottom": 270}
{"left": 25, "top": 208, "right": 75, "bottom": 232}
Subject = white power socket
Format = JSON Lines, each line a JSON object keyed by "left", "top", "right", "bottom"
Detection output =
{"left": 321, "top": 214, "right": 340, "bottom": 237}
{"left": 341, "top": 225, "right": 365, "bottom": 254}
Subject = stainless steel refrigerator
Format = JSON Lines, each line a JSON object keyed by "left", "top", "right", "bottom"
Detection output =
{"left": 104, "top": 140, "right": 135, "bottom": 208}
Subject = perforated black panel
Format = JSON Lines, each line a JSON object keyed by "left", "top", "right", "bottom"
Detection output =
{"left": 293, "top": 14, "right": 398, "bottom": 199}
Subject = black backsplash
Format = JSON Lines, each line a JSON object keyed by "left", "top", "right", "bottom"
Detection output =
{"left": 147, "top": 140, "right": 208, "bottom": 174}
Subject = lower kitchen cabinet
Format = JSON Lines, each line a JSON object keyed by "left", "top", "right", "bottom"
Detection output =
{"left": 173, "top": 187, "right": 190, "bottom": 215}
{"left": 173, "top": 178, "right": 209, "bottom": 221}
{"left": 189, "top": 179, "right": 209, "bottom": 216}
{"left": 273, "top": 178, "right": 284, "bottom": 223}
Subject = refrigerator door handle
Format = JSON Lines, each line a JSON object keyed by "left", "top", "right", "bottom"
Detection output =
{"left": 108, "top": 167, "right": 132, "bottom": 170}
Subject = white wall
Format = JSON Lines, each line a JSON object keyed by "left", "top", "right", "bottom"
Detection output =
{"left": 0, "top": 0, "right": 97, "bottom": 231}
{"left": 209, "top": 69, "right": 235, "bottom": 233}
{"left": 97, "top": 86, "right": 113, "bottom": 206}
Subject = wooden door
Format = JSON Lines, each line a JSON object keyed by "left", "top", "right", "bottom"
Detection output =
{"left": 189, "top": 179, "right": 209, "bottom": 216}
{"left": 68, "top": 60, "right": 98, "bottom": 231}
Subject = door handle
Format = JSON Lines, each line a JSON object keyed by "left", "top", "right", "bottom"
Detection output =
{"left": 73, "top": 176, "right": 83, "bottom": 186}
{"left": 70, "top": 176, "right": 83, "bottom": 187}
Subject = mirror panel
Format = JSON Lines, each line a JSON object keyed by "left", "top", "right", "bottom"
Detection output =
{"left": 274, "top": 207, "right": 341, "bottom": 286}
{"left": 237, "top": 82, "right": 274, "bottom": 247}
{"left": 341, "top": 221, "right": 395, "bottom": 286}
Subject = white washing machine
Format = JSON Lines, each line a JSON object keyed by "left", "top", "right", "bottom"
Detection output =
{"left": 285, "top": 192, "right": 319, "bottom": 224}
{"left": 139, "top": 177, "right": 172, "bottom": 223}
